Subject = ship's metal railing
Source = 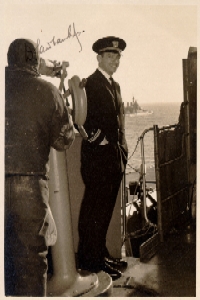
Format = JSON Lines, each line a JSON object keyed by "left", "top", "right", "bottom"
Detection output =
{"left": 121, "top": 126, "right": 158, "bottom": 260}
{"left": 122, "top": 122, "right": 190, "bottom": 258}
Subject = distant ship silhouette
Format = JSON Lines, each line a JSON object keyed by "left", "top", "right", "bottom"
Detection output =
{"left": 124, "top": 97, "right": 153, "bottom": 116}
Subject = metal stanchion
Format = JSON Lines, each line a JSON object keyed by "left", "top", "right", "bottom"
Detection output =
{"left": 47, "top": 149, "right": 98, "bottom": 296}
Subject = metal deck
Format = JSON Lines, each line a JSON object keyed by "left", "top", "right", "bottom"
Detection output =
{"left": 111, "top": 219, "right": 196, "bottom": 297}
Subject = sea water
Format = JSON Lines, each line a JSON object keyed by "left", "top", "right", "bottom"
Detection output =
{"left": 125, "top": 102, "right": 181, "bottom": 173}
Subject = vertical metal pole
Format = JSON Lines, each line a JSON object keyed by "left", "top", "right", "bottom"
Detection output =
{"left": 183, "top": 59, "right": 192, "bottom": 207}
{"left": 183, "top": 60, "right": 191, "bottom": 160}
{"left": 154, "top": 125, "right": 163, "bottom": 242}
{"left": 48, "top": 149, "right": 97, "bottom": 296}
{"left": 48, "top": 150, "right": 77, "bottom": 293}
{"left": 122, "top": 104, "right": 127, "bottom": 244}
{"left": 140, "top": 136, "right": 148, "bottom": 223}
{"left": 121, "top": 172, "right": 127, "bottom": 242}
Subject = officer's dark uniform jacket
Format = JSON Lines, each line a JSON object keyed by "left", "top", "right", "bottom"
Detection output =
{"left": 83, "top": 69, "right": 128, "bottom": 170}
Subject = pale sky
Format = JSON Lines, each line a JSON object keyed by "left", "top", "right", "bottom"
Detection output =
{"left": 2, "top": 0, "right": 197, "bottom": 105}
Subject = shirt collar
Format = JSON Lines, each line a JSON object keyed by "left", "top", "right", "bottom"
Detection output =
{"left": 98, "top": 67, "right": 113, "bottom": 82}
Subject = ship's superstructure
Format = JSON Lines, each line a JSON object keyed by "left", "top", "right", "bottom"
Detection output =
{"left": 124, "top": 97, "right": 153, "bottom": 115}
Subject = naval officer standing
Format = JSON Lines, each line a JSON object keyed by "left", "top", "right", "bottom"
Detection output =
{"left": 78, "top": 36, "right": 128, "bottom": 280}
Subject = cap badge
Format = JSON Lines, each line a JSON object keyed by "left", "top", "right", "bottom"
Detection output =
{"left": 112, "top": 41, "right": 119, "bottom": 48}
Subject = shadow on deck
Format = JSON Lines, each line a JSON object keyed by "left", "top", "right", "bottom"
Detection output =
{"left": 111, "top": 219, "right": 196, "bottom": 297}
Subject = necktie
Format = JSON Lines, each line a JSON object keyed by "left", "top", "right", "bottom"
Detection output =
{"left": 109, "top": 77, "right": 115, "bottom": 91}
{"left": 109, "top": 77, "right": 118, "bottom": 111}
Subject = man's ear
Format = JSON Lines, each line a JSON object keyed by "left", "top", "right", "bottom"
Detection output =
{"left": 97, "top": 54, "right": 102, "bottom": 64}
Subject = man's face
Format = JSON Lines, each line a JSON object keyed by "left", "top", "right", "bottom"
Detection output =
{"left": 97, "top": 51, "right": 121, "bottom": 75}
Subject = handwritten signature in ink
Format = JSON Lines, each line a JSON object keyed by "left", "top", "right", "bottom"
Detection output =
{"left": 36, "top": 23, "right": 84, "bottom": 54}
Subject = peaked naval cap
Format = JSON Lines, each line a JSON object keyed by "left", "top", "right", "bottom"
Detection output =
{"left": 92, "top": 36, "right": 126, "bottom": 54}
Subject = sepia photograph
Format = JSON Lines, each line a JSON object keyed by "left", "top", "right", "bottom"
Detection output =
{"left": 2, "top": 0, "right": 197, "bottom": 297}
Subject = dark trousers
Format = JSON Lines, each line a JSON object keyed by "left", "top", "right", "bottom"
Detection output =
{"left": 5, "top": 175, "right": 55, "bottom": 296}
{"left": 78, "top": 142, "right": 123, "bottom": 271}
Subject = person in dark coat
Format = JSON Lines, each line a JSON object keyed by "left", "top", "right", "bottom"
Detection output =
{"left": 5, "top": 38, "right": 75, "bottom": 296}
{"left": 77, "top": 36, "right": 128, "bottom": 280}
